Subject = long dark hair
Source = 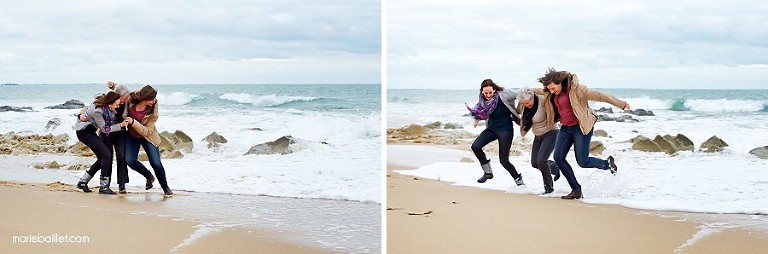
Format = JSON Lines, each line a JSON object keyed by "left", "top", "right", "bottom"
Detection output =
{"left": 94, "top": 91, "right": 120, "bottom": 107}
{"left": 480, "top": 79, "right": 504, "bottom": 92}
{"left": 537, "top": 67, "right": 571, "bottom": 91}
{"left": 129, "top": 85, "right": 157, "bottom": 105}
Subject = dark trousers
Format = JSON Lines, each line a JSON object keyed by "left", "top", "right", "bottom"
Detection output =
{"left": 471, "top": 128, "right": 520, "bottom": 178}
{"left": 532, "top": 130, "right": 557, "bottom": 191}
{"left": 84, "top": 132, "right": 125, "bottom": 183}
{"left": 76, "top": 125, "right": 112, "bottom": 178}
{"left": 103, "top": 131, "right": 153, "bottom": 185}
{"left": 125, "top": 135, "right": 169, "bottom": 190}
{"left": 553, "top": 125, "right": 610, "bottom": 192}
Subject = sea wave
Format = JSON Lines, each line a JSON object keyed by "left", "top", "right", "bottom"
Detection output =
{"left": 157, "top": 92, "right": 202, "bottom": 106}
{"left": 615, "top": 97, "right": 768, "bottom": 112}
{"left": 220, "top": 93, "right": 318, "bottom": 107}
{"left": 670, "top": 98, "right": 767, "bottom": 112}
{"left": 388, "top": 96, "right": 415, "bottom": 103}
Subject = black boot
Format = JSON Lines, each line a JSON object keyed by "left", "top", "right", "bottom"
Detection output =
{"left": 118, "top": 183, "right": 126, "bottom": 194}
{"left": 77, "top": 172, "right": 93, "bottom": 193}
{"left": 145, "top": 175, "right": 155, "bottom": 190}
{"left": 98, "top": 176, "right": 116, "bottom": 195}
{"left": 607, "top": 156, "right": 618, "bottom": 175}
{"left": 77, "top": 181, "right": 92, "bottom": 193}
{"left": 547, "top": 160, "right": 561, "bottom": 181}
{"left": 477, "top": 161, "right": 494, "bottom": 183}
{"left": 162, "top": 187, "right": 174, "bottom": 196}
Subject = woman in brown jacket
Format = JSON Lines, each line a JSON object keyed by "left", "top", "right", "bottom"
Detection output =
{"left": 517, "top": 87, "right": 560, "bottom": 194}
{"left": 538, "top": 68, "right": 629, "bottom": 199}
{"left": 122, "top": 85, "right": 173, "bottom": 196}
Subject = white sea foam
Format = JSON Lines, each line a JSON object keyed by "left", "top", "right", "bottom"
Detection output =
{"left": 219, "top": 93, "right": 317, "bottom": 107}
{"left": 683, "top": 98, "right": 766, "bottom": 112}
{"left": 0, "top": 85, "right": 381, "bottom": 204}
{"left": 157, "top": 92, "right": 202, "bottom": 106}
{"left": 388, "top": 89, "right": 768, "bottom": 215}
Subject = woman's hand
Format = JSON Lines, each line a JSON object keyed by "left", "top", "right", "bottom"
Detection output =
{"left": 120, "top": 120, "right": 129, "bottom": 127}
{"left": 623, "top": 103, "right": 631, "bottom": 110}
{"left": 79, "top": 114, "right": 88, "bottom": 122}
{"left": 473, "top": 120, "right": 479, "bottom": 128}
{"left": 124, "top": 117, "right": 134, "bottom": 125}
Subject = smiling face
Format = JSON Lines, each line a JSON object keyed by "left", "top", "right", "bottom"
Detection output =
{"left": 481, "top": 86, "right": 495, "bottom": 100}
{"left": 108, "top": 98, "right": 121, "bottom": 110}
{"left": 545, "top": 82, "right": 562, "bottom": 95}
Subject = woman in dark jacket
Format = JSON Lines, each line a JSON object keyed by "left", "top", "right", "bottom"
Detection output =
{"left": 75, "top": 91, "right": 129, "bottom": 194}
{"left": 466, "top": 79, "right": 524, "bottom": 186}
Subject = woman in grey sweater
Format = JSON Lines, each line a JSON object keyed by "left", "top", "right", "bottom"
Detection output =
{"left": 74, "top": 91, "right": 129, "bottom": 194}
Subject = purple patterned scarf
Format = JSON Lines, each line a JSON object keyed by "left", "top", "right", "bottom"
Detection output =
{"left": 102, "top": 105, "right": 113, "bottom": 136}
{"left": 465, "top": 93, "right": 499, "bottom": 120}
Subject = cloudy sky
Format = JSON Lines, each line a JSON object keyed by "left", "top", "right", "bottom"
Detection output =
{"left": 0, "top": 0, "right": 380, "bottom": 84}
{"left": 388, "top": 0, "right": 768, "bottom": 89}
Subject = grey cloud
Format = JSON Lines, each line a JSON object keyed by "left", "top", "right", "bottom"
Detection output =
{"left": 388, "top": 0, "right": 768, "bottom": 88}
{"left": 0, "top": 0, "right": 380, "bottom": 83}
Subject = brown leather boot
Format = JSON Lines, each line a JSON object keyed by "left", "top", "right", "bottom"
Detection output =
{"left": 561, "top": 191, "right": 582, "bottom": 199}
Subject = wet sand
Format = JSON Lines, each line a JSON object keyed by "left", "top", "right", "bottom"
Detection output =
{"left": 386, "top": 144, "right": 768, "bottom": 253}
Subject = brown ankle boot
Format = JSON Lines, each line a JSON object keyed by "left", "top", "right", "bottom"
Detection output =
{"left": 561, "top": 191, "right": 582, "bottom": 199}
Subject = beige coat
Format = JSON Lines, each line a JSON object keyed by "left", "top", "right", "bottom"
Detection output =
{"left": 122, "top": 100, "right": 162, "bottom": 147}
{"left": 544, "top": 73, "right": 628, "bottom": 135}
{"left": 517, "top": 89, "right": 556, "bottom": 137}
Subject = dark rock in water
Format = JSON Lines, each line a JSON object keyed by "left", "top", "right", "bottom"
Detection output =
{"left": 631, "top": 135, "right": 664, "bottom": 153}
{"left": 672, "top": 134, "right": 694, "bottom": 152}
{"left": 598, "top": 114, "right": 638, "bottom": 122}
{"left": 589, "top": 141, "right": 605, "bottom": 155}
{"left": 594, "top": 129, "right": 609, "bottom": 137}
{"left": 615, "top": 115, "right": 639, "bottom": 123}
{"left": 45, "top": 99, "right": 85, "bottom": 109}
{"left": 653, "top": 135, "right": 677, "bottom": 155}
{"left": 424, "top": 121, "right": 442, "bottom": 129}
{"left": 244, "top": 135, "right": 297, "bottom": 155}
{"left": 596, "top": 107, "right": 614, "bottom": 113}
{"left": 245, "top": 127, "right": 263, "bottom": 131}
{"left": 203, "top": 132, "right": 228, "bottom": 143}
{"left": 0, "top": 105, "right": 34, "bottom": 112}
{"left": 159, "top": 130, "right": 192, "bottom": 153}
{"left": 700, "top": 135, "right": 728, "bottom": 153}
{"left": 203, "top": 131, "right": 228, "bottom": 149}
{"left": 45, "top": 118, "right": 61, "bottom": 131}
{"left": 171, "top": 130, "right": 193, "bottom": 152}
{"left": 749, "top": 146, "right": 768, "bottom": 159}
{"left": 443, "top": 122, "right": 463, "bottom": 129}
{"left": 623, "top": 109, "right": 655, "bottom": 116}
{"left": 597, "top": 114, "right": 615, "bottom": 122}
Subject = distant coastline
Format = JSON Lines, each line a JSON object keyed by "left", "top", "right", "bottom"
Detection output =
{"left": 1, "top": 83, "right": 18, "bottom": 86}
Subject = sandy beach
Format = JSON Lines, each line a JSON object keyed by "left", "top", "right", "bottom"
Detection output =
{"left": 387, "top": 143, "right": 768, "bottom": 254}
{"left": 0, "top": 181, "right": 345, "bottom": 254}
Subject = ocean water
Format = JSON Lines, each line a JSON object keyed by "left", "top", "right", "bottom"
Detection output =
{"left": 0, "top": 84, "right": 381, "bottom": 252}
{"left": 389, "top": 88, "right": 768, "bottom": 215}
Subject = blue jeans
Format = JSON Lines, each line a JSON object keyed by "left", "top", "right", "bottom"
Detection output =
{"left": 553, "top": 125, "right": 610, "bottom": 192}
{"left": 124, "top": 135, "right": 170, "bottom": 190}
{"left": 471, "top": 128, "right": 520, "bottom": 178}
